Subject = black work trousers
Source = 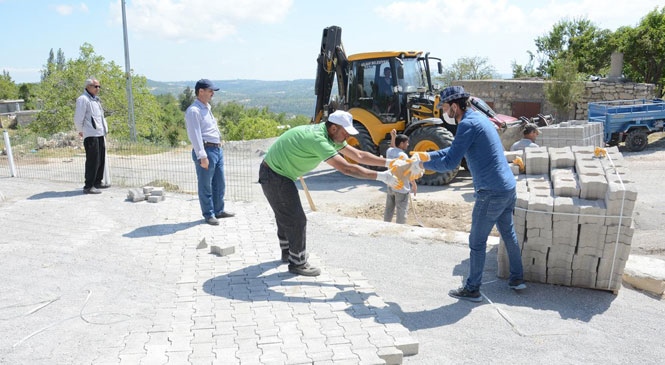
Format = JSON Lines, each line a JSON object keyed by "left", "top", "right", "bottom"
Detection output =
{"left": 258, "top": 162, "right": 308, "bottom": 265}
{"left": 83, "top": 136, "right": 106, "bottom": 189}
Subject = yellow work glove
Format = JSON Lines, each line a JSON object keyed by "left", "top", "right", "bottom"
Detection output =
{"left": 513, "top": 156, "right": 525, "bottom": 173}
{"left": 390, "top": 158, "right": 424, "bottom": 181}
{"left": 385, "top": 155, "right": 407, "bottom": 168}
{"left": 594, "top": 147, "right": 607, "bottom": 158}
{"left": 409, "top": 151, "right": 431, "bottom": 162}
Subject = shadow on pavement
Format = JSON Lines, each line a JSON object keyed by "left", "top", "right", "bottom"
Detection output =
{"left": 394, "top": 246, "right": 617, "bottom": 331}
{"left": 202, "top": 261, "right": 404, "bottom": 323}
{"left": 27, "top": 190, "right": 82, "bottom": 199}
{"left": 123, "top": 220, "right": 201, "bottom": 237}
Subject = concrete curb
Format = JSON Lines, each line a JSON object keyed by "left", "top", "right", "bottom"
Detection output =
{"left": 623, "top": 255, "right": 665, "bottom": 297}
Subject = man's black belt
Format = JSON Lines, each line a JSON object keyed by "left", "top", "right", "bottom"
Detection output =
{"left": 204, "top": 142, "right": 221, "bottom": 148}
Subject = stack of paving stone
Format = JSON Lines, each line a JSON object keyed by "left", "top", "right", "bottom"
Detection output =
{"left": 536, "top": 120, "right": 605, "bottom": 148}
{"left": 126, "top": 186, "right": 166, "bottom": 203}
{"left": 499, "top": 146, "right": 636, "bottom": 293}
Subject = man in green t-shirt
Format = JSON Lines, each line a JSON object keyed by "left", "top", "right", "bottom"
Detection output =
{"left": 259, "top": 110, "right": 402, "bottom": 276}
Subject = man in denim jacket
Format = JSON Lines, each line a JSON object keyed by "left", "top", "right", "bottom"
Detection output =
{"left": 412, "top": 86, "right": 526, "bottom": 302}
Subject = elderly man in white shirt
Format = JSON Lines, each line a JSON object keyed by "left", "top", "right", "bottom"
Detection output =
{"left": 74, "top": 78, "right": 109, "bottom": 194}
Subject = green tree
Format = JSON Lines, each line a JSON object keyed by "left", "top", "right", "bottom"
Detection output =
{"left": 0, "top": 70, "right": 18, "bottom": 99}
{"left": 18, "top": 83, "right": 37, "bottom": 109}
{"left": 41, "top": 49, "right": 55, "bottom": 81}
{"left": 289, "top": 115, "right": 310, "bottom": 127}
{"left": 225, "top": 115, "right": 281, "bottom": 140}
{"left": 512, "top": 51, "right": 542, "bottom": 78}
{"left": 56, "top": 49, "right": 66, "bottom": 71}
{"left": 32, "top": 43, "right": 163, "bottom": 140}
{"left": 156, "top": 93, "right": 186, "bottom": 146}
{"left": 544, "top": 56, "right": 584, "bottom": 121}
{"left": 440, "top": 56, "right": 496, "bottom": 85}
{"left": 179, "top": 86, "right": 194, "bottom": 111}
{"left": 529, "top": 17, "right": 613, "bottom": 78}
{"left": 615, "top": 7, "right": 665, "bottom": 96}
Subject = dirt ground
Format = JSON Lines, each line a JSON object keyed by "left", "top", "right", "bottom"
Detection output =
{"left": 344, "top": 195, "right": 475, "bottom": 231}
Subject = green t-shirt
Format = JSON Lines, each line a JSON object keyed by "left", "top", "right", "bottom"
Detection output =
{"left": 264, "top": 123, "right": 347, "bottom": 181}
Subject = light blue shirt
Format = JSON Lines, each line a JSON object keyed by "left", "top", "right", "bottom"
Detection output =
{"left": 510, "top": 138, "right": 539, "bottom": 151}
{"left": 185, "top": 99, "right": 222, "bottom": 160}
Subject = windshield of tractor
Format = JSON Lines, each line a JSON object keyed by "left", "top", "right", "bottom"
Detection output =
{"left": 400, "top": 57, "right": 428, "bottom": 93}
{"left": 347, "top": 57, "right": 428, "bottom": 111}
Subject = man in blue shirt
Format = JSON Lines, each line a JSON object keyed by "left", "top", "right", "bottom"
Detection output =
{"left": 185, "top": 79, "right": 235, "bottom": 225}
{"left": 412, "top": 86, "right": 526, "bottom": 302}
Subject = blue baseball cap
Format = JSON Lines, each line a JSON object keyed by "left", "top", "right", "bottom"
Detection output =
{"left": 195, "top": 79, "right": 219, "bottom": 91}
{"left": 438, "top": 86, "right": 470, "bottom": 108}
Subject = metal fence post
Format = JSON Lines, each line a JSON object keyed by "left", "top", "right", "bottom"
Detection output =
{"left": 3, "top": 130, "right": 17, "bottom": 177}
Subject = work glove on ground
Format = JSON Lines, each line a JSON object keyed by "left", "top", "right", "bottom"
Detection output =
{"left": 375, "top": 170, "right": 403, "bottom": 190}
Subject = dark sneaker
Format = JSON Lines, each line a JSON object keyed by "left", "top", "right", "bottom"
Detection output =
{"left": 83, "top": 187, "right": 102, "bottom": 194}
{"left": 288, "top": 262, "right": 321, "bottom": 276}
{"left": 215, "top": 211, "right": 235, "bottom": 219}
{"left": 205, "top": 217, "right": 219, "bottom": 226}
{"left": 448, "top": 287, "right": 482, "bottom": 302}
{"left": 509, "top": 279, "right": 527, "bottom": 290}
{"left": 281, "top": 249, "right": 290, "bottom": 263}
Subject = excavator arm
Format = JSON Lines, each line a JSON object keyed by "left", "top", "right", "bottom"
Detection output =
{"left": 313, "top": 25, "right": 348, "bottom": 123}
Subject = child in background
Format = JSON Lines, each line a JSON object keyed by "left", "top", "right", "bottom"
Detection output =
{"left": 384, "top": 129, "right": 417, "bottom": 224}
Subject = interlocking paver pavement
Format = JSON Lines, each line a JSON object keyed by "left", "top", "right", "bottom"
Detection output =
{"left": 0, "top": 178, "right": 416, "bottom": 364}
{"left": 3, "top": 176, "right": 665, "bottom": 365}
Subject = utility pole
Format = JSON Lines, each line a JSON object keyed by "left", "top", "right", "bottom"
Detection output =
{"left": 121, "top": 0, "right": 137, "bottom": 141}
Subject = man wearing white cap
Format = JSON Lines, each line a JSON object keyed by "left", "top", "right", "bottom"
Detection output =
{"left": 412, "top": 86, "right": 526, "bottom": 302}
{"left": 259, "top": 110, "right": 402, "bottom": 276}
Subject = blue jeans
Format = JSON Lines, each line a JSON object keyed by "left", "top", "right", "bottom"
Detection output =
{"left": 192, "top": 147, "right": 226, "bottom": 218}
{"left": 465, "top": 189, "right": 523, "bottom": 291}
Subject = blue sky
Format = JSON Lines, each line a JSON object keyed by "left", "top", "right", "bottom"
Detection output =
{"left": 1, "top": 0, "right": 662, "bottom": 84}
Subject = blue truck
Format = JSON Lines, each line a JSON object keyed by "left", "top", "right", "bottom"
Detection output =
{"left": 588, "top": 98, "right": 665, "bottom": 151}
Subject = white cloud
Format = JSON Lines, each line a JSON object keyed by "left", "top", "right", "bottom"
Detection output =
{"left": 54, "top": 3, "right": 89, "bottom": 16}
{"left": 109, "top": 0, "right": 294, "bottom": 42}
{"left": 378, "top": 0, "right": 662, "bottom": 36}
{"left": 54, "top": 5, "right": 74, "bottom": 15}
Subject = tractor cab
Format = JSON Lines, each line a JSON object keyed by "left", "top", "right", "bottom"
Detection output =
{"left": 347, "top": 52, "right": 440, "bottom": 124}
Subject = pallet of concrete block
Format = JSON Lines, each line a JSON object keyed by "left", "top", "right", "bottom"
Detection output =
{"left": 536, "top": 120, "right": 605, "bottom": 148}
{"left": 127, "top": 186, "right": 166, "bottom": 203}
{"left": 497, "top": 146, "right": 636, "bottom": 293}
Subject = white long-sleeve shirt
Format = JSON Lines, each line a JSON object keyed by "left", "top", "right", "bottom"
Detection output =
{"left": 185, "top": 99, "right": 222, "bottom": 160}
{"left": 73, "top": 90, "right": 108, "bottom": 138}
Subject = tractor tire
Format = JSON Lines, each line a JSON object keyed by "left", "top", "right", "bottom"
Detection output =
{"left": 345, "top": 123, "right": 380, "bottom": 169}
{"left": 407, "top": 126, "right": 459, "bottom": 185}
{"left": 625, "top": 129, "right": 648, "bottom": 152}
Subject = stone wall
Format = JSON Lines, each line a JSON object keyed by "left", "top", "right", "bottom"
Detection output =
{"left": 455, "top": 80, "right": 656, "bottom": 121}
{"left": 0, "top": 99, "right": 25, "bottom": 113}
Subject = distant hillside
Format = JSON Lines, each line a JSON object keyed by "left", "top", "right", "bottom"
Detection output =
{"left": 147, "top": 79, "right": 317, "bottom": 118}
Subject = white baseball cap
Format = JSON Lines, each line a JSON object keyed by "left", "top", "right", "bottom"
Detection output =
{"left": 328, "top": 110, "right": 359, "bottom": 135}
